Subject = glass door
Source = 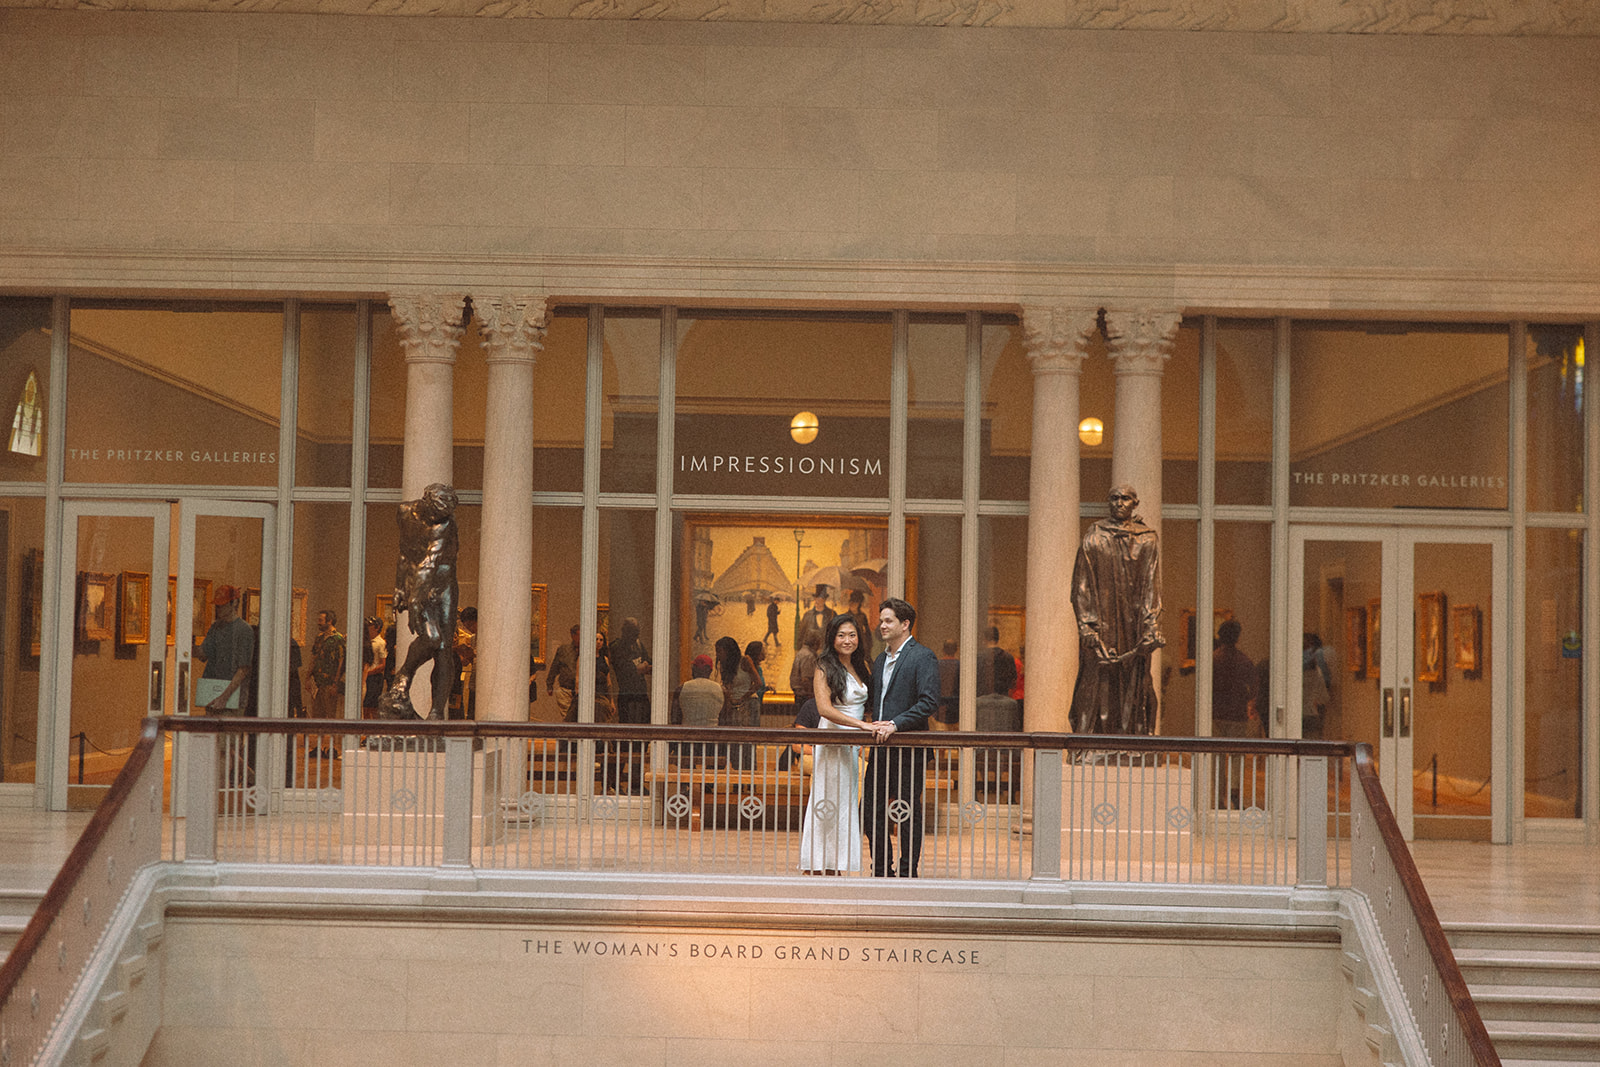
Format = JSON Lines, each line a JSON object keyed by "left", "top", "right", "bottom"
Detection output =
{"left": 52, "top": 502, "right": 170, "bottom": 810}
{"left": 1291, "top": 526, "right": 1507, "bottom": 841}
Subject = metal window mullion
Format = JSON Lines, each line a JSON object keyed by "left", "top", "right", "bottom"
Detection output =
{"left": 1269, "top": 316, "right": 1292, "bottom": 738}
{"left": 347, "top": 300, "right": 374, "bottom": 721}
{"left": 269, "top": 298, "right": 299, "bottom": 724}
{"left": 650, "top": 308, "right": 677, "bottom": 727}
{"left": 1509, "top": 322, "right": 1529, "bottom": 835}
{"left": 887, "top": 309, "right": 908, "bottom": 597}
{"left": 39, "top": 295, "right": 70, "bottom": 807}
{"left": 1588, "top": 321, "right": 1600, "bottom": 839}
{"left": 1196, "top": 316, "right": 1216, "bottom": 738}
{"left": 578, "top": 306, "right": 603, "bottom": 739}
{"left": 960, "top": 311, "right": 980, "bottom": 736}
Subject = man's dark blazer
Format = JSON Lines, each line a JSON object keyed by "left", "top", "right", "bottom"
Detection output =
{"left": 867, "top": 636, "right": 940, "bottom": 730}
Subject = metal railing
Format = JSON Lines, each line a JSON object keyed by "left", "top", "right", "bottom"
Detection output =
{"left": 0, "top": 716, "right": 1498, "bottom": 1066}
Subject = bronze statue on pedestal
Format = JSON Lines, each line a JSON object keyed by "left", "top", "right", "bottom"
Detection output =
{"left": 379, "top": 483, "right": 459, "bottom": 721}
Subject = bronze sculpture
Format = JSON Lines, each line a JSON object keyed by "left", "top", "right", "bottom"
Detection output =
{"left": 379, "top": 483, "right": 460, "bottom": 720}
{"left": 1069, "top": 484, "right": 1165, "bottom": 735}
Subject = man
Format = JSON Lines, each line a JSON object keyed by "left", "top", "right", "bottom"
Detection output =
{"left": 307, "top": 610, "right": 346, "bottom": 719}
{"left": 863, "top": 597, "right": 940, "bottom": 877}
{"left": 383, "top": 482, "right": 459, "bottom": 720}
{"left": 977, "top": 624, "right": 1018, "bottom": 696}
{"left": 675, "top": 654, "right": 724, "bottom": 727}
{"left": 1069, "top": 484, "right": 1165, "bottom": 735}
{"left": 452, "top": 605, "right": 478, "bottom": 719}
{"left": 195, "top": 584, "right": 253, "bottom": 713}
{"left": 547, "top": 624, "right": 582, "bottom": 721}
{"left": 609, "top": 616, "right": 651, "bottom": 725}
{"left": 1213, "top": 619, "right": 1258, "bottom": 738}
{"left": 796, "top": 586, "right": 834, "bottom": 652}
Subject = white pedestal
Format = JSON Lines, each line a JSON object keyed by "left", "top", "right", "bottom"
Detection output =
{"left": 341, "top": 743, "right": 498, "bottom": 856}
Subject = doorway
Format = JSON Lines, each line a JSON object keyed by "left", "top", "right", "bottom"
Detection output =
{"left": 1291, "top": 526, "right": 1507, "bottom": 842}
{"left": 51, "top": 499, "right": 273, "bottom": 810}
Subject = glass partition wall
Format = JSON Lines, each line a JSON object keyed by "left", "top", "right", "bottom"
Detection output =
{"left": 0, "top": 295, "right": 1593, "bottom": 842}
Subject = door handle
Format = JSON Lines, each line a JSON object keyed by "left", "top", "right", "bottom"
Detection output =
{"left": 1382, "top": 688, "right": 1395, "bottom": 738}
{"left": 1399, "top": 687, "right": 1412, "bottom": 739}
{"left": 149, "top": 662, "right": 164, "bottom": 713}
{"left": 178, "top": 661, "right": 189, "bottom": 714}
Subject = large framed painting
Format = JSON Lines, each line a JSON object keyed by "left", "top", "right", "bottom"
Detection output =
{"left": 1417, "top": 591, "right": 1446, "bottom": 684}
{"left": 679, "top": 514, "right": 915, "bottom": 697}
{"left": 118, "top": 571, "right": 151, "bottom": 646}
{"left": 530, "top": 583, "right": 549, "bottom": 669}
{"left": 1451, "top": 603, "right": 1482, "bottom": 674}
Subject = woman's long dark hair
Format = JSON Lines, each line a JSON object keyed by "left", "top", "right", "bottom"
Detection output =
{"left": 818, "top": 614, "right": 871, "bottom": 706}
{"left": 714, "top": 636, "right": 745, "bottom": 685}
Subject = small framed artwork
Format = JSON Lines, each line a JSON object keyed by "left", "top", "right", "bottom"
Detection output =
{"left": 596, "top": 602, "right": 610, "bottom": 638}
{"left": 243, "top": 587, "right": 262, "bottom": 627}
{"left": 118, "top": 571, "right": 151, "bottom": 646}
{"left": 192, "top": 579, "right": 213, "bottom": 645}
{"left": 1417, "top": 591, "right": 1446, "bottom": 684}
{"left": 1366, "top": 599, "right": 1381, "bottom": 673}
{"left": 375, "top": 593, "right": 395, "bottom": 625}
{"left": 292, "top": 588, "right": 309, "bottom": 645}
{"left": 1345, "top": 605, "right": 1367, "bottom": 677}
{"left": 1451, "top": 603, "right": 1482, "bottom": 673}
{"left": 531, "top": 583, "right": 549, "bottom": 669}
{"left": 79, "top": 571, "right": 115, "bottom": 641}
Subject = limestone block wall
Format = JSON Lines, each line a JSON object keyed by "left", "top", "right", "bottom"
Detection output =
{"left": 146, "top": 916, "right": 1345, "bottom": 1064}
{"left": 0, "top": 10, "right": 1596, "bottom": 309}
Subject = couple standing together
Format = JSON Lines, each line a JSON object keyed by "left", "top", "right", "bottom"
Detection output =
{"left": 799, "top": 598, "right": 939, "bottom": 877}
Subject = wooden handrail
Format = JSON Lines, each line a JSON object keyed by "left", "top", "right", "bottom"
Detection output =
{"left": 0, "top": 719, "right": 161, "bottom": 1011}
{"left": 155, "top": 715, "right": 1357, "bottom": 757}
{"left": 1353, "top": 744, "right": 1501, "bottom": 1067}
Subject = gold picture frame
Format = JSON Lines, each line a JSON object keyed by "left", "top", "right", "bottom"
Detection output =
{"left": 166, "top": 577, "right": 177, "bottom": 646}
{"left": 192, "top": 579, "right": 213, "bottom": 645}
{"left": 1451, "top": 603, "right": 1482, "bottom": 673}
{"left": 243, "top": 587, "right": 262, "bottom": 627}
{"left": 1417, "top": 591, "right": 1446, "bottom": 684}
{"left": 1345, "top": 605, "right": 1367, "bottom": 677}
{"left": 292, "top": 588, "right": 309, "bottom": 645}
{"left": 1366, "top": 599, "right": 1381, "bottom": 674}
{"left": 79, "top": 571, "right": 115, "bottom": 641}
{"left": 375, "top": 593, "right": 395, "bottom": 626}
{"left": 21, "top": 548, "right": 43, "bottom": 658}
{"left": 987, "top": 605, "right": 1025, "bottom": 656}
{"left": 531, "top": 582, "right": 549, "bottom": 669}
{"left": 118, "top": 571, "right": 151, "bottom": 646}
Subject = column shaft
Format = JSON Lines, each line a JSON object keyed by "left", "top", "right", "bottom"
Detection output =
{"left": 475, "top": 294, "right": 547, "bottom": 723}
{"left": 1022, "top": 307, "right": 1097, "bottom": 734}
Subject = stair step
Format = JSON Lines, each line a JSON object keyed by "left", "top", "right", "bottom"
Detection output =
{"left": 1456, "top": 949, "right": 1600, "bottom": 989}
{"left": 1472, "top": 984, "right": 1600, "bottom": 1024}
{"left": 1486, "top": 1020, "right": 1600, "bottom": 1062}
{"left": 1447, "top": 923, "right": 1600, "bottom": 955}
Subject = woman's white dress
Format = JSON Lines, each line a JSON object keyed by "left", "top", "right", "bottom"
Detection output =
{"left": 799, "top": 673, "right": 866, "bottom": 872}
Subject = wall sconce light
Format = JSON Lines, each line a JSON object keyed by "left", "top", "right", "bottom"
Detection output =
{"left": 1078, "top": 416, "right": 1104, "bottom": 447}
{"left": 790, "top": 411, "right": 819, "bottom": 444}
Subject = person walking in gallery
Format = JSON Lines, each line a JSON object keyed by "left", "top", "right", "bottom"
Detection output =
{"left": 862, "top": 597, "right": 940, "bottom": 877}
{"left": 1212, "top": 618, "right": 1259, "bottom": 738}
{"left": 361, "top": 616, "right": 386, "bottom": 719}
{"left": 610, "top": 616, "right": 652, "bottom": 725}
{"left": 307, "top": 610, "right": 346, "bottom": 720}
{"left": 547, "top": 624, "right": 582, "bottom": 720}
{"left": 764, "top": 593, "right": 782, "bottom": 648}
{"left": 789, "top": 628, "right": 823, "bottom": 698}
{"left": 799, "top": 614, "right": 877, "bottom": 875}
{"left": 195, "top": 584, "right": 253, "bottom": 713}
{"left": 745, "top": 640, "right": 772, "bottom": 722}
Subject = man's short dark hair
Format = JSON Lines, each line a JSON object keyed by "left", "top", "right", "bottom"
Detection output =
{"left": 460, "top": 607, "right": 477, "bottom": 623}
{"left": 1218, "top": 619, "right": 1242, "bottom": 646}
{"left": 879, "top": 597, "right": 916, "bottom": 628}
{"left": 320, "top": 609, "right": 337, "bottom": 626}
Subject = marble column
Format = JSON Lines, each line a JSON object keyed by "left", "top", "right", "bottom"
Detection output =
{"left": 474, "top": 293, "right": 548, "bottom": 724}
{"left": 390, "top": 291, "right": 466, "bottom": 498}
{"left": 1104, "top": 310, "right": 1181, "bottom": 533}
{"left": 388, "top": 291, "right": 466, "bottom": 717}
{"left": 1021, "top": 306, "right": 1098, "bottom": 735}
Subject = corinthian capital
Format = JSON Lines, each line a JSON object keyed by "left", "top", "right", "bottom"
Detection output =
{"left": 388, "top": 291, "right": 468, "bottom": 365}
{"left": 1104, "top": 309, "right": 1182, "bottom": 375}
{"left": 475, "top": 292, "right": 549, "bottom": 365}
{"left": 1020, "top": 306, "right": 1100, "bottom": 374}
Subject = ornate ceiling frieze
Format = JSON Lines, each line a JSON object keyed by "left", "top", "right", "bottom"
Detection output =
{"left": 4, "top": 0, "right": 1596, "bottom": 33}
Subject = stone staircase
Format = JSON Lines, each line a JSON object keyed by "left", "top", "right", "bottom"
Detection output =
{"left": 1447, "top": 922, "right": 1600, "bottom": 1065}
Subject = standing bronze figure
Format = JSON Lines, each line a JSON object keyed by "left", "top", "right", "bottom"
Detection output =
{"left": 1070, "top": 484, "right": 1165, "bottom": 735}
{"left": 379, "top": 483, "right": 460, "bottom": 720}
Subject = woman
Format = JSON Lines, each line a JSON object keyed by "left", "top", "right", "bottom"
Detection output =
{"left": 361, "top": 616, "right": 386, "bottom": 718}
{"left": 744, "top": 640, "right": 771, "bottom": 723}
{"left": 799, "top": 614, "right": 875, "bottom": 875}
{"left": 715, "top": 635, "right": 758, "bottom": 768}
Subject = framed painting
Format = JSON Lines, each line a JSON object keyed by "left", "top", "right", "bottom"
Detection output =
{"left": 1178, "top": 608, "right": 1197, "bottom": 671}
{"left": 192, "top": 579, "right": 213, "bottom": 645}
{"left": 530, "top": 583, "right": 549, "bottom": 669}
{"left": 1451, "top": 603, "right": 1481, "bottom": 673}
{"left": 292, "top": 588, "right": 309, "bottom": 645}
{"left": 119, "top": 571, "right": 151, "bottom": 646}
{"left": 679, "top": 513, "right": 914, "bottom": 695}
{"left": 596, "top": 602, "right": 610, "bottom": 639}
{"left": 166, "top": 577, "right": 177, "bottom": 646}
{"left": 987, "top": 605, "right": 1025, "bottom": 656}
{"left": 375, "top": 593, "right": 395, "bottom": 626}
{"left": 79, "top": 571, "right": 115, "bottom": 641}
{"left": 243, "top": 587, "right": 262, "bottom": 627}
{"left": 1417, "top": 591, "right": 1446, "bottom": 684}
{"left": 21, "top": 548, "right": 43, "bottom": 658}
{"left": 1366, "top": 599, "right": 1381, "bottom": 674}
{"left": 1344, "top": 605, "right": 1367, "bottom": 677}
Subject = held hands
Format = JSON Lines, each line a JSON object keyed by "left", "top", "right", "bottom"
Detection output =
{"left": 863, "top": 719, "right": 896, "bottom": 742}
